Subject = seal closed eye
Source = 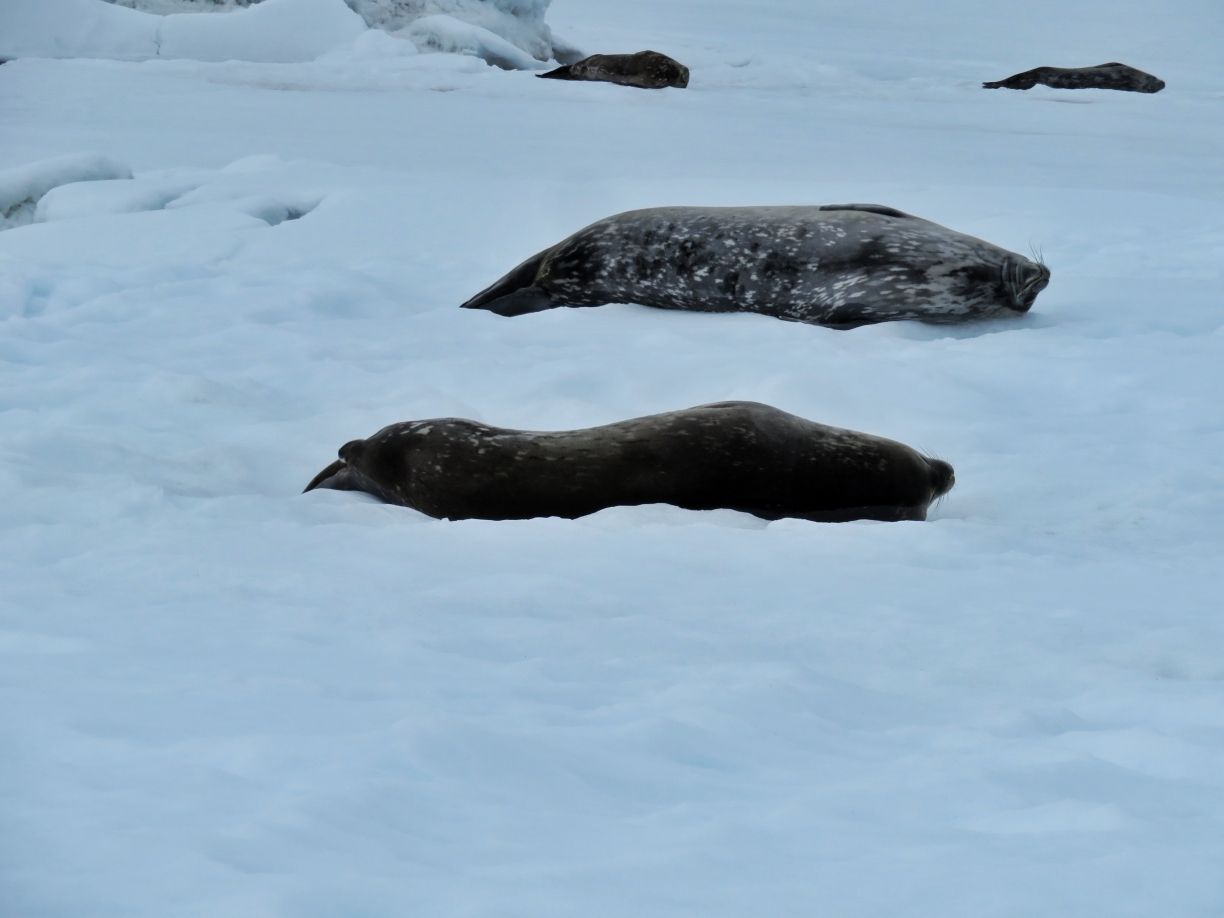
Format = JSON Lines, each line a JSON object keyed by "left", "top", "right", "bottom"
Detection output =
{"left": 461, "top": 205, "right": 1049, "bottom": 327}
{"left": 304, "top": 401, "right": 955, "bottom": 524}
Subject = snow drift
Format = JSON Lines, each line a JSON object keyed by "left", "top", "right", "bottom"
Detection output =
{"left": 0, "top": 153, "right": 133, "bottom": 231}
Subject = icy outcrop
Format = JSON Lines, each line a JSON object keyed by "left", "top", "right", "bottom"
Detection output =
{"left": 403, "top": 15, "right": 546, "bottom": 71}
{"left": 347, "top": 0, "right": 576, "bottom": 63}
{"left": 90, "top": 0, "right": 583, "bottom": 64}
{"left": 0, "top": 153, "right": 133, "bottom": 231}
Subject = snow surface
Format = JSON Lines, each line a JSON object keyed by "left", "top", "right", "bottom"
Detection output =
{"left": 1, "top": 1, "right": 1223, "bottom": 916}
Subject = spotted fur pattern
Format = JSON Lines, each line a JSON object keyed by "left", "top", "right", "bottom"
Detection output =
{"left": 462, "top": 205, "right": 1049, "bottom": 327}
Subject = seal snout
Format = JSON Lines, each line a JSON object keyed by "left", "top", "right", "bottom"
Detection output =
{"left": 1002, "top": 257, "right": 1050, "bottom": 313}
{"left": 926, "top": 458, "right": 955, "bottom": 500}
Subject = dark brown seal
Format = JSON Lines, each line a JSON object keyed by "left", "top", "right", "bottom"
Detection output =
{"left": 984, "top": 63, "right": 1164, "bottom": 93}
{"left": 460, "top": 205, "right": 1050, "bottom": 328}
{"left": 304, "top": 401, "right": 955, "bottom": 523}
{"left": 538, "top": 51, "right": 689, "bottom": 89}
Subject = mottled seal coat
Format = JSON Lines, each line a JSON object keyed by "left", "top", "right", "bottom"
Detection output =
{"left": 304, "top": 401, "right": 955, "bottom": 523}
{"left": 984, "top": 63, "right": 1164, "bottom": 93}
{"left": 538, "top": 51, "right": 689, "bottom": 89}
{"left": 460, "top": 204, "right": 1050, "bottom": 328}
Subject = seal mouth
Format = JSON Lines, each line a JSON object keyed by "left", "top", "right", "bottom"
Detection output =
{"left": 1002, "top": 257, "right": 1050, "bottom": 313}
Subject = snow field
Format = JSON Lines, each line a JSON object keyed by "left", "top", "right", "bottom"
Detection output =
{"left": 1, "top": 0, "right": 1223, "bottom": 915}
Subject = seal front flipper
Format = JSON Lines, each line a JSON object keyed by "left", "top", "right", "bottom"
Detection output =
{"left": 460, "top": 248, "right": 559, "bottom": 316}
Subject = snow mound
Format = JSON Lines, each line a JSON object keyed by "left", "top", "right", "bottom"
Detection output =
{"left": 0, "top": 153, "right": 133, "bottom": 231}
{"left": 402, "top": 14, "right": 545, "bottom": 70}
{"left": 0, "top": 0, "right": 368, "bottom": 64}
{"left": 0, "top": 0, "right": 159, "bottom": 62}
{"left": 159, "top": 0, "right": 367, "bottom": 62}
{"left": 0, "top": 156, "right": 327, "bottom": 274}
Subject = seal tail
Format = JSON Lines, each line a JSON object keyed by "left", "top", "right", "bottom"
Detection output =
{"left": 460, "top": 248, "right": 558, "bottom": 317}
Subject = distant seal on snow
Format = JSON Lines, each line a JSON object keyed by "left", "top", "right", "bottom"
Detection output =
{"left": 984, "top": 63, "right": 1164, "bottom": 93}
{"left": 538, "top": 51, "right": 689, "bottom": 89}
{"left": 304, "top": 401, "right": 955, "bottom": 523}
{"left": 460, "top": 204, "right": 1050, "bottom": 328}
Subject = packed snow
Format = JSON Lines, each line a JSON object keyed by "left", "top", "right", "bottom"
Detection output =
{"left": 1, "top": 1, "right": 1223, "bottom": 916}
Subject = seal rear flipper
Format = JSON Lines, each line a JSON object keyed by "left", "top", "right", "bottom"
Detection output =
{"left": 537, "top": 64, "right": 576, "bottom": 80}
{"left": 472, "top": 286, "right": 557, "bottom": 317}
{"left": 304, "top": 459, "right": 353, "bottom": 493}
{"left": 460, "top": 248, "right": 559, "bottom": 316}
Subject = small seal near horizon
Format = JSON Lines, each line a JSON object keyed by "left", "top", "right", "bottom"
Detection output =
{"left": 538, "top": 51, "right": 689, "bottom": 89}
{"left": 304, "top": 401, "right": 955, "bottom": 523}
{"left": 984, "top": 63, "right": 1165, "bottom": 93}
{"left": 460, "top": 204, "right": 1049, "bottom": 328}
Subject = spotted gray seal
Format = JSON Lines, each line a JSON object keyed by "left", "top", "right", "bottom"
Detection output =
{"left": 984, "top": 63, "right": 1165, "bottom": 93}
{"left": 304, "top": 401, "right": 955, "bottom": 523}
{"left": 538, "top": 51, "right": 689, "bottom": 89}
{"left": 459, "top": 204, "right": 1050, "bottom": 328}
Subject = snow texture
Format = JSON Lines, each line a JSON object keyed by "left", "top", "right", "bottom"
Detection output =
{"left": 1, "top": 0, "right": 1223, "bottom": 916}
